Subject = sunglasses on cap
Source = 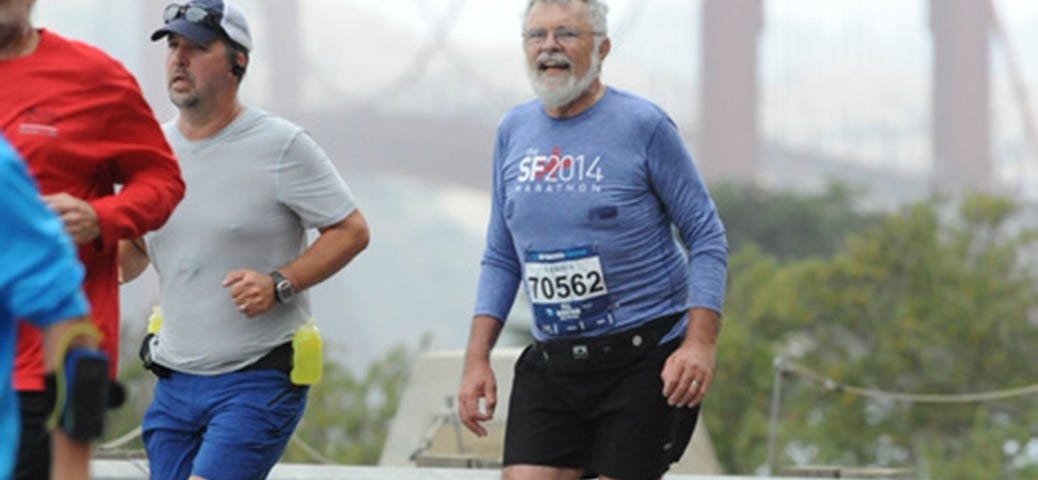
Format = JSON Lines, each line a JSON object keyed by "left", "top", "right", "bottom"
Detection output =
{"left": 163, "top": 3, "right": 220, "bottom": 29}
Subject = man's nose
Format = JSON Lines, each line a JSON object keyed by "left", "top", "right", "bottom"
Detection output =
{"left": 169, "top": 45, "right": 189, "bottom": 64}
{"left": 540, "top": 32, "right": 564, "bottom": 50}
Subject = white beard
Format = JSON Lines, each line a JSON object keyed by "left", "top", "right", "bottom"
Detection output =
{"left": 526, "top": 49, "right": 602, "bottom": 110}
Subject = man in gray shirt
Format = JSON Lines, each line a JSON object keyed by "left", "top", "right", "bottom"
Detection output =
{"left": 119, "top": 1, "right": 369, "bottom": 478}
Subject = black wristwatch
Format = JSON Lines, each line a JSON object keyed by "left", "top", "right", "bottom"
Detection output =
{"left": 270, "top": 270, "right": 295, "bottom": 304}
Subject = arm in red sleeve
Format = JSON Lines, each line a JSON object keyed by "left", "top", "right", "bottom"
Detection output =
{"left": 89, "top": 77, "right": 185, "bottom": 249}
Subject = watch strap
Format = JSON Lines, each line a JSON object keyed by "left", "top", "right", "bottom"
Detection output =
{"left": 270, "top": 270, "right": 292, "bottom": 303}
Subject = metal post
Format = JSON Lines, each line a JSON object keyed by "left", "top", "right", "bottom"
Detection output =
{"left": 765, "top": 356, "right": 787, "bottom": 476}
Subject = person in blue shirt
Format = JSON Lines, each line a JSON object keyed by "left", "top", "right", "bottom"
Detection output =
{"left": 0, "top": 136, "right": 106, "bottom": 480}
{"left": 457, "top": 1, "right": 728, "bottom": 479}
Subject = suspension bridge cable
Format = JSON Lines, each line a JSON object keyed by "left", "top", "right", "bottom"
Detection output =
{"left": 366, "top": 0, "right": 468, "bottom": 107}
{"left": 988, "top": 0, "right": 1038, "bottom": 167}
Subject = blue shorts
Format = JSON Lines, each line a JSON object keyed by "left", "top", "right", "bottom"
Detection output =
{"left": 142, "top": 369, "right": 307, "bottom": 480}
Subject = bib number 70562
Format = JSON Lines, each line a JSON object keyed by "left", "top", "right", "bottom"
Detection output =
{"left": 526, "top": 271, "right": 605, "bottom": 302}
{"left": 524, "top": 247, "right": 613, "bottom": 335}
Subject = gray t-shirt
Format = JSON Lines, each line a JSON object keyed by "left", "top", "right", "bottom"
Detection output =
{"left": 146, "top": 106, "right": 356, "bottom": 375}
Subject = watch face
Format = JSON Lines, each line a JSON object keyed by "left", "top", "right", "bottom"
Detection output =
{"left": 274, "top": 278, "right": 294, "bottom": 301}
{"left": 271, "top": 271, "right": 294, "bottom": 303}
{"left": 276, "top": 280, "right": 294, "bottom": 301}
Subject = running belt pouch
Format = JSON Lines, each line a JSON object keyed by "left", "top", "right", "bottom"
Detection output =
{"left": 59, "top": 348, "right": 110, "bottom": 441}
{"left": 538, "top": 314, "right": 683, "bottom": 376}
{"left": 138, "top": 332, "right": 153, "bottom": 368}
{"left": 538, "top": 336, "right": 649, "bottom": 376}
{"left": 139, "top": 333, "right": 171, "bottom": 378}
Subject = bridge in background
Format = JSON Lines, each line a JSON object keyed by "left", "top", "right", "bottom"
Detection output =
{"left": 128, "top": 0, "right": 1037, "bottom": 196}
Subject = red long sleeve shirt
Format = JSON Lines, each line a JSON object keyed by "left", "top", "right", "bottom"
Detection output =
{"left": 1, "top": 29, "right": 185, "bottom": 390}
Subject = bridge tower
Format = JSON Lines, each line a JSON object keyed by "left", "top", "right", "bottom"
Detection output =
{"left": 698, "top": 0, "right": 763, "bottom": 183}
{"left": 931, "top": 0, "right": 993, "bottom": 192}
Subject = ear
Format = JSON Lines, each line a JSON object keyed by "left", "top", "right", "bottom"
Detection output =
{"left": 230, "top": 51, "right": 248, "bottom": 77}
{"left": 598, "top": 36, "right": 611, "bottom": 61}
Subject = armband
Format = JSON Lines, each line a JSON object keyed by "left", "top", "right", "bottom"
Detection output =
{"left": 44, "top": 323, "right": 111, "bottom": 441}
{"left": 47, "top": 347, "right": 110, "bottom": 440}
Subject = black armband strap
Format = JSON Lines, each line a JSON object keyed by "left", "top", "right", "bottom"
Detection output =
{"left": 42, "top": 323, "right": 126, "bottom": 440}
{"left": 44, "top": 323, "right": 111, "bottom": 441}
{"left": 43, "top": 369, "right": 125, "bottom": 422}
{"left": 47, "top": 347, "right": 111, "bottom": 441}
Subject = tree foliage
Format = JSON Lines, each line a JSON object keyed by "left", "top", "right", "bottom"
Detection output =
{"left": 285, "top": 339, "right": 427, "bottom": 464}
{"left": 712, "top": 181, "right": 879, "bottom": 260}
{"left": 103, "top": 360, "right": 152, "bottom": 453}
{"left": 712, "top": 193, "right": 1038, "bottom": 478}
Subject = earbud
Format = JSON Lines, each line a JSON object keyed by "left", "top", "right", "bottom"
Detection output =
{"left": 231, "top": 64, "right": 245, "bottom": 77}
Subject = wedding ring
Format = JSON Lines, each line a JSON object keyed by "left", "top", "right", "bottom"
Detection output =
{"left": 690, "top": 379, "right": 700, "bottom": 389}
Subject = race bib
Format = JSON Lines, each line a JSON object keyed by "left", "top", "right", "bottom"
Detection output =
{"left": 524, "top": 246, "right": 613, "bottom": 335}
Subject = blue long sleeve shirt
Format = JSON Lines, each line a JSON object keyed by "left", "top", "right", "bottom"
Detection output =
{"left": 0, "top": 137, "right": 88, "bottom": 477}
{"left": 474, "top": 88, "right": 728, "bottom": 343}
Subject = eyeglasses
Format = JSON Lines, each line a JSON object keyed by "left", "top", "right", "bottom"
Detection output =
{"left": 522, "top": 27, "right": 603, "bottom": 47}
{"left": 163, "top": 3, "right": 219, "bottom": 29}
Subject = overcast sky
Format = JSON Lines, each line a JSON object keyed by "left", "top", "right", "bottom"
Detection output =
{"left": 31, "top": 0, "right": 1038, "bottom": 182}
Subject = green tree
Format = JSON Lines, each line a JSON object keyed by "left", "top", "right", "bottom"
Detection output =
{"left": 285, "top": 338, "right": 428, "bottom": 464}
{"left": 712, "top": 181, "right": 879, "bottom": 260}
{"left": 712, "top": 194, "right": 1038, "bottom": 478}
{"left": 102, "top": 361, "right": 151, "bottom": 454}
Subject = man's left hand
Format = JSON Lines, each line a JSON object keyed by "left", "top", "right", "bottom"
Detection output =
{"left": 660, "top": 339, "right": 716, "bottom": 408}
{"left": 43, "top": 193, "right": 100, "bottom": 244}
{"left": 222, "top": 270, "right": 276, "bottom": 317}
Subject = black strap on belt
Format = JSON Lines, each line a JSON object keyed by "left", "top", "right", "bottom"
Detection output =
{"left": 535, "top": 312, "right": 685, "bottom": 375}
{"left": 145, "top": 341, "right": 293, "bottom": 379}
{"left": 243, "top": 342, "right": 293, "bottom": 373}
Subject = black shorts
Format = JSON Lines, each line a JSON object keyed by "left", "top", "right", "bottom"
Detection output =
{"left": 503, "top": 319, "right": 700, "bottom": 480}
{"left": 15, "top": 391, "right": 51, "bottom": 480}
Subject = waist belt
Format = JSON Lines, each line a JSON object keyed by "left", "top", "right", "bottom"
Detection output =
{"left": 244, "top": 342, "right": 293, "bottom": 373}
{"left": 534, "top": 312, "right": 684, "bottom": 376}
{"left": 147, "top": 342, "right": 293, "bottom": 379}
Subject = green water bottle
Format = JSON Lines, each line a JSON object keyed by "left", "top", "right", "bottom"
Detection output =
{"left": 147, "top": 306, "right": 163, "bottom": 334}
{"left": 291, "top": 319, "right": 323, "bottom": 385}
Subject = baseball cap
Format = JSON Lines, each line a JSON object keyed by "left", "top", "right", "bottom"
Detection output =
{"left": 151, "top": 0, "right": 253, "bottom": 52}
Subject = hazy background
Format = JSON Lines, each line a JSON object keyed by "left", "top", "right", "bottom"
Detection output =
{"left": 29, "top": 0, "right": 1038, "bottom": 372}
